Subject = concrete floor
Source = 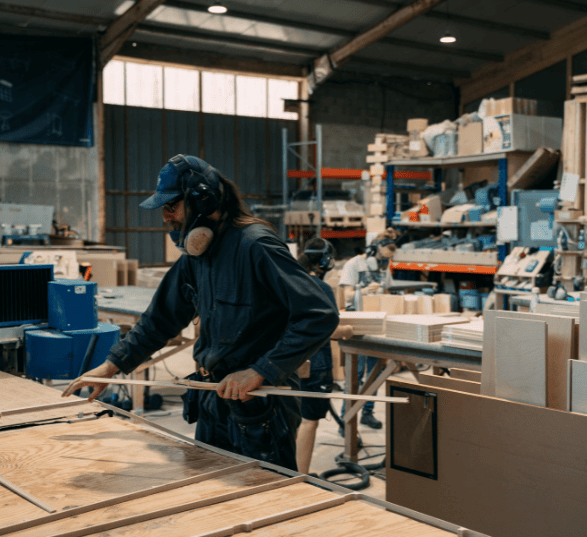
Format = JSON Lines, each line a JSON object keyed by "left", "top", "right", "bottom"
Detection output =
{"left": 55, "top": 347, "right": 418, "bottom": 503}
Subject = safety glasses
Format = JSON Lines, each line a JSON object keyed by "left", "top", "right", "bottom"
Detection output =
{"left": 162, "top": 196, "right": 184, "bottom": 213}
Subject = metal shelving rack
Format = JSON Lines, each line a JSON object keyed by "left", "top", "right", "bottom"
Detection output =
{"left": 386, "top": 151, "right": 534, "bottom": 270}
{"left": 282, "top": 124, "right": 323, "bottom": 240}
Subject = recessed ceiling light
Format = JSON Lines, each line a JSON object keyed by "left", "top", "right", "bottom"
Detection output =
{"left": 440, "top": 33, "right": 456, "bottom": 43}
{"left": 208, "top": 2, "right": 227, "bottom": 14}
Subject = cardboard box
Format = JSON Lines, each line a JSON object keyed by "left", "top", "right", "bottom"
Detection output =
{"left": 486, "top": 97, "right": 538, "bottom": 116}
{"left": 407, "top": 118, "right": 429, "bottom": 132}
{"left": 458, "top": 122, "right": 483, "bottom": 156}
{"left": 483, "top": 114, "right": 562, "bottom": 153}
{"left": 555, "top": 208, "right": 583, "bottom": 221}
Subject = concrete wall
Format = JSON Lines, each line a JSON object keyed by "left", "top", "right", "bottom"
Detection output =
{"left": 310, "top": 74, "right": 458, "bottom": 169}
{"left": 0, "top": 113, "right": 99, "bottom": 242}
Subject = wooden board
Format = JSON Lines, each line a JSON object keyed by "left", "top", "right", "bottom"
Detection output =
{"left": 239, "top": 502, "right": 453, "bottom": 537}
{"left": 449, "top": 368, "right": 481, "bottom": 382}
{"left": 0, "top": 418, "right": 238, "bottom": 522}
{"left": 418, "top": 372, "right": 481, "bottom": 395}
{"left": 568, "top": 359, "right": 587, "bottom": 414}
{"left": 387, "top": 377, "right": 587, "bottom": 537}
{"left": 580, "top": 292, "right": 587, "bottom": 361}
{"left": 495, "top": 317, "right": 547, "bottom": 407}
{"left": 3, "top": 467, "right": 288, "bottom": 537}
{"left": 482, "top": 310, "right": 576, "bottom": 410}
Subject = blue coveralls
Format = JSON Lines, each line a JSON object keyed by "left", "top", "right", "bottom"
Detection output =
{"left": 107, "top": 223, "right": 339, "bottom": 471}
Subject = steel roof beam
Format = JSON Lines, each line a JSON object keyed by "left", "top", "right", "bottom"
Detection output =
{"left": 348, "top": 56, "right": 470, "bottom": 78}
{"left": 349, "top": 0, "right": 550, "bottom": 39}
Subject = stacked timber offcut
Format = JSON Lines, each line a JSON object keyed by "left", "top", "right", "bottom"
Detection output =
{"left": 385, "top": 314, "right": 469, "bottom": 343}
{"left": 365, "top": 133, "right": 408, "bottom": 233}
{"left": 441, "top": 320, "right": 484, "bottom": 351}
{"left": 338, "top": 311, "right": 387, "bottom": 335}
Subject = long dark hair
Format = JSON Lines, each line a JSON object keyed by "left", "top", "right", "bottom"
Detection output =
{"left": 218, "top": 173, "right": 274, "bottom": 230}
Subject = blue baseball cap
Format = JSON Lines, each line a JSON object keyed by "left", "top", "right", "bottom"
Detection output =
{"left": 140, "top": 155, "right": 220, "bottom": 209}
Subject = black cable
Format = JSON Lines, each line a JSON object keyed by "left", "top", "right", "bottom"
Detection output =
{"left": 319, "top": 461, "right": 370, "bottom": 491}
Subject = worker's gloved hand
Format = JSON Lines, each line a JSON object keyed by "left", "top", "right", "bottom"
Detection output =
{"left": 216, "top": 368, "right": 265, "bottom": 402}
{"left": 362, "top": 282, "right": 380, "bottom": 295}
{"left": 61, "top": 360, "right": 119, "bottom": 402}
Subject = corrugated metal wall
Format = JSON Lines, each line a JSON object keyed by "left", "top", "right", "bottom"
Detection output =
{"left": 104, "top": 104, "right": 297, "bottom": 265}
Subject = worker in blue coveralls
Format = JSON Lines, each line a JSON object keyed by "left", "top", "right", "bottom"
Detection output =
{"left": 63, "top": 154, "right": 339, "bottom": 471}
{"left": 295, "top": 238, "right": 353, "bottom": 474}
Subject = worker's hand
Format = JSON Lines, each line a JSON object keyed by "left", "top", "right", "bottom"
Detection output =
{"left": 61, "top": 360, "right": 119, "bottom": 402}
{"left": 362, "top": 282, "right": 380, "bottom": 295}
{"left": 216, "top": 368, "right": 265, "bottom": 403}
{"left": 331, "top": 324, "right": 354, "bottom": 340}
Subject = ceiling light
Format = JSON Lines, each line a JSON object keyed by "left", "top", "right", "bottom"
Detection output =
{"left": 208, "top": 2, "right": 227, "bottom": 14}
{"left": 440, "top": 33, "right": 456, "bottom": 43}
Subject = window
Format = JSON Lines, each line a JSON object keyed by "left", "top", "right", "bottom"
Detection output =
{"left": 202, "top": 71, "right": 235, "bottom": 115}
{"left": 125, "top": 62, "right": 163, "bottom": 108}
{"left": 236, "top": 75, "right": 267, "bottom": 118}
{"left": 268, "top": 78, "right": 298, "bottom": 120}
{"left": 103, "top": 59, "right": 299, "bottom": 119}
{"left": 164, "top": 67, "right": 199, "bottom": 112}
{"left": 103, "top": 60, "right": 125, "bottom": 105}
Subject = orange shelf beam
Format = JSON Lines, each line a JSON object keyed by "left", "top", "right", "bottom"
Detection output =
{"left": 321, "top": 229, "right": 366, "bottom": 238}
{"left": 287, "top": 168, "right": 432, "bottom": 180}
{"left": 391, "top": 262, "right": 497, "bottom": 275}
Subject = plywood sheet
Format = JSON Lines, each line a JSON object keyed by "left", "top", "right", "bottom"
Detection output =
{"left": 79, "top": 483, "right": 338, "bottom": 537}
{"left": 482, "top": 311, "right": 576, "bottom": 410}
{"left": 569, "top": 359, "right": 587, "bottom": 414}
{"left": 238, "top": 502, "right": 453, "bottom": 536}
{"left": 5, "top": 467, "right": 285, "bottom": 537}
{"left": 0, "top": 418, "right": 237, "bottom": 523}
{"left": 387, "top": 377, "right": 587, "bottom": 537}
{"left": 495, "top": 317, "right": 547, "bottom": 406}
{"left": 580, "top": 292, "right": 587, "bottom": 361}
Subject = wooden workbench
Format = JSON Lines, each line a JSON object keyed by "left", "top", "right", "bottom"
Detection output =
{"left": 0, "top": 372, "right": 486, "bottom": 536}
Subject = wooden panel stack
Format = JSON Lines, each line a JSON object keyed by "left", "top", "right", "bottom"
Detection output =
{"left": 385, "top": 314, "right": 469, "bottom": 343}
{"left": 338, "top": 311, "right": 387, "bottom": 335}
{"left": 365, "top": 133, "right": 408, "bottom": 232}
{"left": 440, "top": 320, "right": 484, "bottom": 351}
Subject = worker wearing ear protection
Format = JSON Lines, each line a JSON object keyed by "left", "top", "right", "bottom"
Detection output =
{"left": 295, "top": 239, "right": 353, "bottom": 474}
{"left": 62, "top": 154, "right": 339, "bottom": 471}
{"left": 337, "top": 228, "right": 397, "bottom": 433}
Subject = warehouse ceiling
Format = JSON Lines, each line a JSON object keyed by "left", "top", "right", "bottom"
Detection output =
{"left": 1, "top": 0, "right": 587, "bottom": 86}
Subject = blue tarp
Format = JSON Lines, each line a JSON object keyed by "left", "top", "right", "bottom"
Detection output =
{"left": 0, "top": 35, "right": 94, "bottom": 147}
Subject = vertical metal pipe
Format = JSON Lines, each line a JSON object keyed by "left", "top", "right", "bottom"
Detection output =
{"left": 316, "top": 124, "right": 322, "bottom": 237}
{"left": 387, "top": 164, "right": 394, "bottom": 222}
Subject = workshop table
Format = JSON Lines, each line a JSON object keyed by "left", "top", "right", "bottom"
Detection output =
{"left": 97, "top": 286, "right": 198, "bottom": 413}
{"left": 338, "top": 335, "right": 482, "bottom": 462}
